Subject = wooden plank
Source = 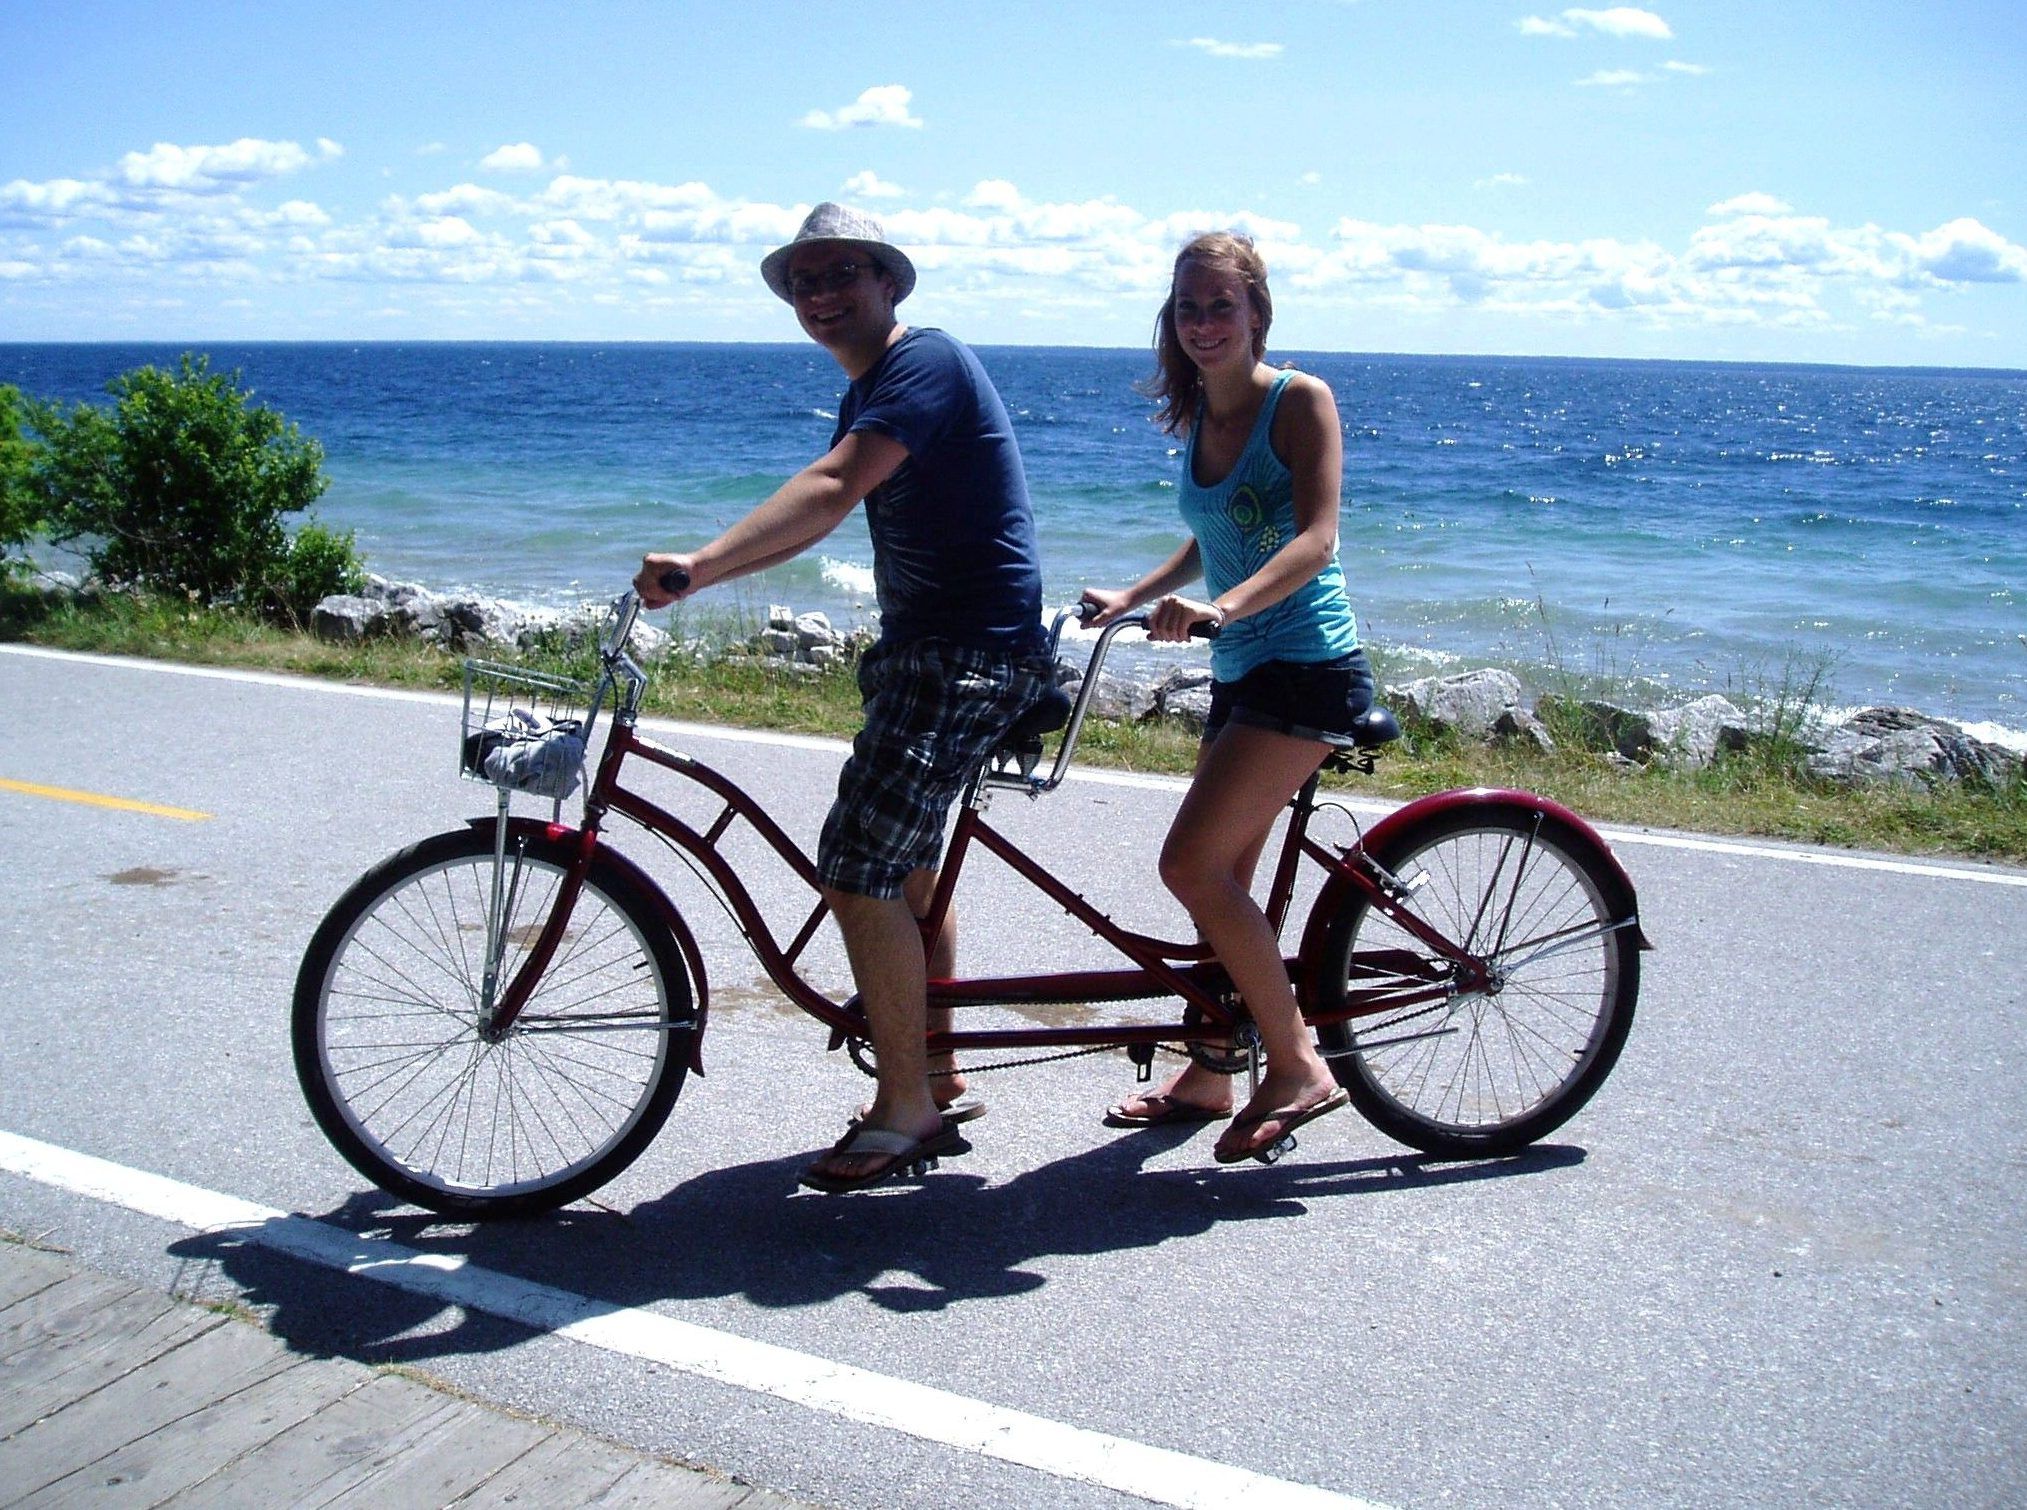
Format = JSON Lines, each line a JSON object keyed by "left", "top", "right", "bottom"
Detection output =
{"left": 160, "top": 1373, "right": 469, "bottom": 1508}
{"left": 0, "top": 1317, "right": 296, "bottom": 1502}
{"left": 0, "top": 1283, "right": 222, "bottom": 1438}
{"left": 314, "top": 1390, "right": 553, "bottom": 1506}
{"left": 446, "top": 1429, "right": 634, "bottom": 1504}
{"left": 0, "top": 1272, "right": 166, "bottom": 1361}
{"left": 589, "top": 1461, "right": 768, "bottom": 1509}
{"left": 16, "top": 1356, "right": 366, "bottom": 1509}
{"left": 0, "top": 1244, "right": 72, "bottom": 1310}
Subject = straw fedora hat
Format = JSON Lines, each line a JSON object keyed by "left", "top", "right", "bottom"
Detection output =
{"left": 760, "top": 202, "right": 917, "bottom": 304}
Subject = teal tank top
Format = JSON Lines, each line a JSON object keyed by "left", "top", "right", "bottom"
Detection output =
{"left": 1176, "top": 371, "right": 1359, "bottom": 681}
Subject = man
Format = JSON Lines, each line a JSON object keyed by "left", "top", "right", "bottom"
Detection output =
{"left": 636, "top": 203, "right": 1049, "bottom": 1192}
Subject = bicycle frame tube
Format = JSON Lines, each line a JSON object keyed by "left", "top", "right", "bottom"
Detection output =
{"left": 532, "top": 713, "right": 1354, "bottom": 1054}
{"left": 484, "top": 594, "right": 1644, "bottom": 1061}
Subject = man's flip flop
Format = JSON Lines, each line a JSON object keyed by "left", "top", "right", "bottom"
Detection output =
{"left": 799, "top": 1124, "right": 965, "bottom": 1194}
{"left": 850, "top": 1096, "right": 987, "bottom": 1133}
{"left": 1212, "top": 1087, "right": 1351, "bottom": 1164}
{"left": 1102, "top": 1093, "right": 1232, "bottom": 1128}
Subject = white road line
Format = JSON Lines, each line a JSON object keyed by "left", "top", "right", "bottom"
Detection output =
{"left": 0, "top": 1129, "right": 1385, "bottom": 1510}
{"left": 1589, "top": 826, "right": 2027, "bottom": 885}
{"left": 8, "top": 642, "right": 2025, "bottom": 888}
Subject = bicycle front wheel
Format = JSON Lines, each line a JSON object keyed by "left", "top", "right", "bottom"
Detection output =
{"left": 1313, "top": 807, "right": 1638, "bottom": 1156}
{"left": 293, "top": 826, "right": 693, "bottom": 1218}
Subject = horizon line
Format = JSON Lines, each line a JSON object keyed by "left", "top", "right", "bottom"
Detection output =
{"left": 2, "top": 337, "right": 2022, "bottom": 380}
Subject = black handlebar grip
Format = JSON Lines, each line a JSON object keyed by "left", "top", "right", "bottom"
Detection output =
{"left": 1190, "top": 621, "right": 1221, "bottom": 641}
{"left": 659, "top": 566, "right": 691, "bottom": 594}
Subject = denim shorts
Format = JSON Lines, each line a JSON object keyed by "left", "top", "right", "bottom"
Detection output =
{"left": 1204, "top": 649, "right": 1376, "bottom": 748}
{"left": 818, "top": 638, "right": 1054, "bottom": 899}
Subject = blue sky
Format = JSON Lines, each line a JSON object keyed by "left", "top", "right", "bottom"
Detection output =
{"left": 3, "top": 0, "right": 2023, "bottom": 366}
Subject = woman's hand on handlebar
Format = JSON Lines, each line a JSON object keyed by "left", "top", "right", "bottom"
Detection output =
{"left": 635, "top": 553, "right": 697, "bottom": 609}
{"left": 1145, "top": 593, "right": 1222, "bottom": 642}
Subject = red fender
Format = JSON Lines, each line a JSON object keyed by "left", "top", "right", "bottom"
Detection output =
{"left": 1295, "top": 787, "right": 1652, "bottom": 1008}
{"left": 466, "top": 816, "right": 712, "bottom": 1075}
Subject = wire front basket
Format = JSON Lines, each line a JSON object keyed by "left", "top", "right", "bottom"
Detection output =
{"left": 459, "top": 660, "right": 602, "bottom": 802}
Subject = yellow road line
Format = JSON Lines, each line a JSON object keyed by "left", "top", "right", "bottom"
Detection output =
{"left": 0, "top": 777, "right": 212, "bottom": 822}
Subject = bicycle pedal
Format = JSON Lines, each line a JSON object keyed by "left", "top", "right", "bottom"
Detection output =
{"left": 1255, "top": 1133, "right": 1296, "bottom": 1166}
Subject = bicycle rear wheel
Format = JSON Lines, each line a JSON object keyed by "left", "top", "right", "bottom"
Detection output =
{"left": 1313, "top": 806, "right": 1638, "bottom": 1156}
{"left": 293, "top": 826, "right": 693, "bottom": 1218}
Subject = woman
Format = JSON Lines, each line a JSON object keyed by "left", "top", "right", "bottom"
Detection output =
{"left": 1082, "top": 231, "right": 1372, "bottom": 1163}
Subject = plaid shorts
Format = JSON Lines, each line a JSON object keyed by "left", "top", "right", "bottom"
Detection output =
{"left": 818, "top": 638, "right": 1053, "bottom": 899}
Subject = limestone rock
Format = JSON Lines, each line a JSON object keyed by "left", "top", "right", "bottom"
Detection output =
{"left": 1389, "top": 668, "right": 1526, "bottom": 740}
{"left": 1648, "top": 695, "right": 1750, "bottom": 770}
{"left": 1805, "top": 706, "right": 2021, "bottom": 788}
{"left": 310, "top": 594, "right": 394, "bottom": 642}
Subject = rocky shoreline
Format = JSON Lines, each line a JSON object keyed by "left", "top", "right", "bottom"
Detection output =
{"left": 292, "top": 578, "right": 2027, "bottom": 793}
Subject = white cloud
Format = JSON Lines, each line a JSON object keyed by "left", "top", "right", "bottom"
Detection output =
{"left": 1708, "top": 192, "right": 1793, "bottom": 218}
{"left": 1662, "top": 60, "right": 1708, "bottom": 74}
{"left": 964, "top": 180, "right": 1024, "bottom": 213}
{"left": 115, "top": 138, "right": 317, "bottom": 194}
{"left": 1576, "top": 69, "right": 1647, "bottom": 87}
{"left": 0, "top": 177, "right": 115, "bottom": 223}
{"left": 800, "top": 85, "right": 923, "bottom": 131}
{"left": 1895, "top": 217, "right": 2027, "bottom": 284}
{"left": 842, "top": 170, "right": 905, "bottom": 200}
{"left": 1565, "top": 8, "right": 1672, "bottom": 39}
{"left": 7, "top": 142, "right": 2018, "bottom": 349}
{"left": 410, "top": 184, "right": 523, "bottom": 217}
{"left": 481, "top": 143, "right": 547, "bottom": 172}
{"left": 1174, "top": 38, "right": 1285, "bottom": 60}
{"left": 1300, "top": 171, "right": 1323, "bottom": 186}
{"left": 1521, "top": 8, "right": 1673, "bottom": 39}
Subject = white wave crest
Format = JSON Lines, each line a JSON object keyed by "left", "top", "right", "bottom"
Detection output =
{"left": 819, "top": 557, "right": 875, "bottom": 595}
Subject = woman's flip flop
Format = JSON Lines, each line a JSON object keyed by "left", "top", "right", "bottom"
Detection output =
{"left": 1212, "top": 1087, "right": 1350, "bottom": 1164}
{"left": 1102, "top": 1092, "right": 1233, "bottom": 1128}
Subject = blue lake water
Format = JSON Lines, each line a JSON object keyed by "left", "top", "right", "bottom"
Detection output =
{"left": 6, "top": 341, "right": 2023, "bottom": 743}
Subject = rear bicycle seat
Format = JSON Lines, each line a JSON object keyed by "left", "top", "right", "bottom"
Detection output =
{"left": 1323, "top": 706, "right": 1400, "bottom": 775}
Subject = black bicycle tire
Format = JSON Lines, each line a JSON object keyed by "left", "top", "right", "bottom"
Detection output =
{"left": 1312, "top": 805, "right": 1638, "bottom": 1156}
{"left": 292, "top": 826, "right": 693, "bottom": 1218}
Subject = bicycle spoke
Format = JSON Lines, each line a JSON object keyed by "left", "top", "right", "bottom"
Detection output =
{"left": 307, "top": 843, "right": 678, "bottom": 1205}
{"left": 1317, "top": 812, "right": 1637, "bottom": 1152}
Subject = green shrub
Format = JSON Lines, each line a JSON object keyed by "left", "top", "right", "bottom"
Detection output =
{"left": 31, "top": 353, "right": 360, "bottom": 608}
{"left": 0, "top": 385, "right": 41, "bottom": 576}
{"left": 270, "top": 520, "right": 367, "bottom": 622}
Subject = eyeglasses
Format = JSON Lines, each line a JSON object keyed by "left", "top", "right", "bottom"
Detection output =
{"left": 787, "top": 261, "right": 873, "bottom": 299}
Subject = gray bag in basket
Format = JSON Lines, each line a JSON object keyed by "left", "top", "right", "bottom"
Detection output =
{"left": 479, "top": 708, "right": 586, "bottom": 799}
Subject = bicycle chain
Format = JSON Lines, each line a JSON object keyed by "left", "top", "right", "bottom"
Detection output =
{"left": 845, "top": 1037, "right": 1192, "bottom": 1080}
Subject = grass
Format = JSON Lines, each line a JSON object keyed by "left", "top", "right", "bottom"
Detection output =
{"left": 6, "top": 582, "right": 2023, "bottom": 863}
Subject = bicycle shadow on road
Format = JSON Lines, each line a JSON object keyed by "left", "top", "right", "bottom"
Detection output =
{"left": 165, "top": 1137, "right": 1582, "bottom": 1369}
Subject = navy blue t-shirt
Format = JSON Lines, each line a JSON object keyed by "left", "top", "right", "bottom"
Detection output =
{"left": 832, "top": 328, "right": 1044, "bottom": 652}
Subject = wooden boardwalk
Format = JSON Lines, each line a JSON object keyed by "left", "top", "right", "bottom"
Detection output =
{"left": 0, "top": 1241, "right": 810, "bottom": 1508}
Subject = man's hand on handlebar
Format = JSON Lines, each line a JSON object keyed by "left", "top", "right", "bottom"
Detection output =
{"left": 635, "top": 554, "right": 696, "bottom": 609}
{"left": 1076, "top": 586, "right": 1135, "bottom": 628}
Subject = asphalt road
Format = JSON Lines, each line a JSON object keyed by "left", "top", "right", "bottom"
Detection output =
{"left": 3, "top": 643, "right": 2024, "bottom": 1509}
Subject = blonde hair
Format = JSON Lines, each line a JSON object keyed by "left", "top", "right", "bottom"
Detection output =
{"left": 1141, "top": 231, "right": 1274, "bottom": 437}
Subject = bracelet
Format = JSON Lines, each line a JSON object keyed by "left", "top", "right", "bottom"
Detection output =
{"left": 1206, "top": 602, "right": 1229, "bottom": 628}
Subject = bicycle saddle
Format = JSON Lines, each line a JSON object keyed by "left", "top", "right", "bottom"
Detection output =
{"left": 1352, "top": 706, "right": 1400, "bottom": 749}
{"left": 1001, "top": 685, "right": 1073, "bottom": 748}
